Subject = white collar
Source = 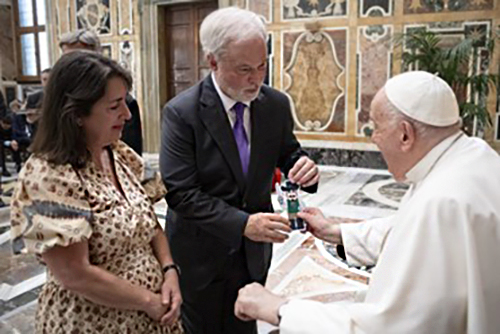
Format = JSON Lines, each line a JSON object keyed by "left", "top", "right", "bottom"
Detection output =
{"left": 405, "top": 131, "right": 463, "bottom": 184}
{"left": 211, "top": 72, "right": 251, "bottom": 111}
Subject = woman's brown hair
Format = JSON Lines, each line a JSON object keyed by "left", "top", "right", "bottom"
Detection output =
{"left": 30, "top": 51, "right": 132, "bottom": 168}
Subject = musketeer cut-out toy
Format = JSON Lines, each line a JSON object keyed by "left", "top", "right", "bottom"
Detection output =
{"left": 280, "top": 181, "right": 307, "bottom": 231}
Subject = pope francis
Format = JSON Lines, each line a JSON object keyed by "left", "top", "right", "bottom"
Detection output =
{"left": 234, "top": 71, "right": 500, "bottom": 334}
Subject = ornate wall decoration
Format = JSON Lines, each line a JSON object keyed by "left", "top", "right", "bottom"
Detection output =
{"left": 404, "top": 21, "right": 491, "bottom": 60}
{"left": 119, "top": 40, "right": 135, "bottom": 95}
{"left": 101, "top": 43, "right": 112, "bottom": 58}
{"left": 404, "top": 0, "right": 493, "bottom": 14}
{"left": 248, "top": 0, "right": 273, "bottom": 23}
{"left": 76, "top": 0, "right": 110, "bottom": 35}
{"left": 404, "top": 21, "right": 491, "bottom": 134}
{"left": 227, "top": 0, "right": 272, "bottom": 22}
{"left": 0, "top": 5, "right": 16, "bottom": 81}
{"left": 56, "top": 1, "right": 72, "bottom": 38}
{"left": 359, "top": 0, "right": 392, "bottom": 17}
{"left": 283, "top": 28, "right": 347, "bottom": 133}
{"left": 282, "top": 0, "right": 348, "bottom": 21}
{"left": 118, "top": 0, "right": 133, "bottom": 34}
{"left": 356, "top": 25, "right": 393, "bottom": 136}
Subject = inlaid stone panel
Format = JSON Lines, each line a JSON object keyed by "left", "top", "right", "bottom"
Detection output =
{"left": 356, "top": 25, "right": 393, "bottom": 136}
{"left": 283, "top": 28, "right": 347, "bottom": 134}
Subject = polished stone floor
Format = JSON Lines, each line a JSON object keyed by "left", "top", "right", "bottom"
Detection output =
{"left": 0, "top": 159, "right": 408, "bottom": 333}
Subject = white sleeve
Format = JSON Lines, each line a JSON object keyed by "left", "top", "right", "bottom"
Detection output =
{"left": 279, "top": 299, "right": 361, "bottom": 334}
{"left": 340, "top": 216, "right": 394, "bottom": 267}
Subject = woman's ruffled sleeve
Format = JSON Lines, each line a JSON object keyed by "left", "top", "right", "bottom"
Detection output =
{"left": 113, "top": 141, "right": 167, "bottom": 203}
{"left": 10, "top": 157, "right": 93, "bottom": 255}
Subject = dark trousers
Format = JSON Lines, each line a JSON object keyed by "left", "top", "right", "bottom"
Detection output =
{"left": 0, "top": 144, "right": 20, "bottom": 171}
{"left": 181, "top": 250, "right": 259, "bottom": 334}
{"left": 1, "top": 142, "right": 28, "bottom": 171}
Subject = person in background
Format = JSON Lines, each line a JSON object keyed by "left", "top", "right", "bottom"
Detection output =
{"left": 10, "top": 91, "right": 43, "bottom": 172}
{"left": 234, "top": 71, "right": 500, "bottom": 334}
{"left": 40, "top": 68, "right": 51, "bottom": 87}
{"left": 0, "top": 115, "right": 14, "bottom": 176}
{"left": 10, "top": 51, "right": 183, "bottom": 334}
{"left": 59, "top": 29, "right": 143, "bottom": 155}
{"left": 0, "top": 86, "right": 7, "bottom": 118}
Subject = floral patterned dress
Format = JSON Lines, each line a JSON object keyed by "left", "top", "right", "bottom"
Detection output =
{"left": 10, "top": 141, "right": 183, "bottom": 334}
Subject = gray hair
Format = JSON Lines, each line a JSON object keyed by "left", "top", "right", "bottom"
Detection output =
{"left": 383, "top": 91, "right": 461, "bottom": 139}
{"left": 59, "top": 29, "right": 101, "bottom": 51}
{"left": 200, "top": 7, "right": 267, "bottom": 60}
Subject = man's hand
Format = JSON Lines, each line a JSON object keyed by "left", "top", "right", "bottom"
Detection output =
{"left": 235, "top": 283, "right": 288, "bottom": 326}
{"left": 288, "top": 156, "right": 319, "bottom": 187}
{"left": 244, "top": 213, "right": 292, "bottom": 243}
{"left": 297, "top": 207, "right": 342, "bottom": 245}
{"left": 10, "top": 140, "right": 18, "bottom": 151}
{"left": 159, "top": 270, "right": 182, "bottom": 326}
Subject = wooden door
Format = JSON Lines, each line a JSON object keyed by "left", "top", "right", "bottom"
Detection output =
{"left": 162, "top": 1, "right": 218, "bottom": 103}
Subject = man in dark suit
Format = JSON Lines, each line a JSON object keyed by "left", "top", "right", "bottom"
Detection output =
{"left": 160, "top": 7, "right": 319, "bottom": 334}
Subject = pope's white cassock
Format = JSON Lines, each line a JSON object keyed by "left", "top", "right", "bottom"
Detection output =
{"left": 279, "top": 132, "right": 500, "bottom": 333}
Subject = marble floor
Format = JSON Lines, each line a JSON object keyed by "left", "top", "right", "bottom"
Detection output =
{"left": 0, "top": 160, "right": 408, "bottom": 334}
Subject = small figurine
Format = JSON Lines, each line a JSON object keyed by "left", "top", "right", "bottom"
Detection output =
{"left": 281, "top": 181, "right": 307, "bottom": 231}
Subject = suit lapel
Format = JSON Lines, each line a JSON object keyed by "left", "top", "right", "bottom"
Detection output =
{"left": 198, "top": 76, "right": 246, "bottom": 191}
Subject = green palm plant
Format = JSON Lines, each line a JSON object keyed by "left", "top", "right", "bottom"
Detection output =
{"left": 395, "top": 29, "right": 500, "bottom": 136}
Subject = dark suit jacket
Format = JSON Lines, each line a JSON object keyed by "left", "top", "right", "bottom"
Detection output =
{"left": 122, "top": 94, "right": 143, "bottom": 156}
{"left": 12, "top": 114, "right": 36, "bottom": 146}
{"left": 160, "top": 75, "right": 316, "bottom": 298}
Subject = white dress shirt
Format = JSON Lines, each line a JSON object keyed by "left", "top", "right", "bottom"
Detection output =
{"left": 211, "top": 73, "right": 251, "bottom": 144}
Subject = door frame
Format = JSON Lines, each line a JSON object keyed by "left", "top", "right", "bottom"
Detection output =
{"left": 139, "top": 0, "right": 227, "bottom": 152}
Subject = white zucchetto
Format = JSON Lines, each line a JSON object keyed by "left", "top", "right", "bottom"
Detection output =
{"left": 384, "top": 71, "right": 460, "bottom": 127}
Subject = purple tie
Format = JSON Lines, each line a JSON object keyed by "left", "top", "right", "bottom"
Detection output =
{"left": 232, "top": 102, "right": 250, "bottom": 176}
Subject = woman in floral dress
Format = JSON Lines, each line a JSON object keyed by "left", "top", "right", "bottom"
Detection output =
{"left": 10, "top": 51, "right": 183, "bottom": 334}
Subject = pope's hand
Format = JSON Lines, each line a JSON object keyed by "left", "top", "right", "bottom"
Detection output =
{"left": 244, "top": 213, "right": 292, "bottom": 243}
{"left": 235, "top": 283, "right": 288, "bottom": 326}
{"left": 297, "top": 207, "right": 342, "bottom": 244}
{"left": 288, "top": 156, "right": 319, "bottom": 187}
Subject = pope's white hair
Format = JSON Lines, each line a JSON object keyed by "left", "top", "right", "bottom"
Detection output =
{"left": 200, "top": 7, "right": 267, "bottom": 60}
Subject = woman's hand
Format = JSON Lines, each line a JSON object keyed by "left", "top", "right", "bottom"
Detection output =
{"left": 144, "top": 293, "right": 170, "bottom": 322}
{"left": 159, "top": 270, "right": 182, "bottom": 326}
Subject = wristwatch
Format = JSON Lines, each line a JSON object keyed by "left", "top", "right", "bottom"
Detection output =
{"left": 162, "top": 263, "right": 181, "bottom": 276}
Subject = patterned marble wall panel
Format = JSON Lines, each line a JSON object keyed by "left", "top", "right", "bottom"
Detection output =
{"left": 282, "top": 0, "right": 348, "bottom": 21}
{"left": 228, "top": 0, "right": 246, "bottom": 7}
{"left": 117, "top": 0, "right": 133, "bottom": 34}
{"left": 404, "top": 21, "right": 491, "bottom": 75}
{"left": 359, "top": 0, "right": 393, "bottom": 17}
{"left": 404, "top": 20, "right": 492, "bottom": 135}
{"left": 404, "top": 0, "right": 493, "bottom": 14}
{"left": 226, "top": 0, "right": 272, "bottom": 22}
{"left": 56, "top": 1, "right": 72, "bottom": 38}
{"left": 282, "top": 28, "right": 347, "bottom": 134}
{"left": 249, "top": 0, "right": 273, "bottom": 23}
{"left": 101, "top": 43, "right": 112, "bottom": 58}
{"left": 76, "top": 0, "right": 111, "bottom": 35}
{"left": 0, "top": 5, "right": 16, "bottom": 81}
{"left": 356, "top": 25, "right": 392, "bottom": 136}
